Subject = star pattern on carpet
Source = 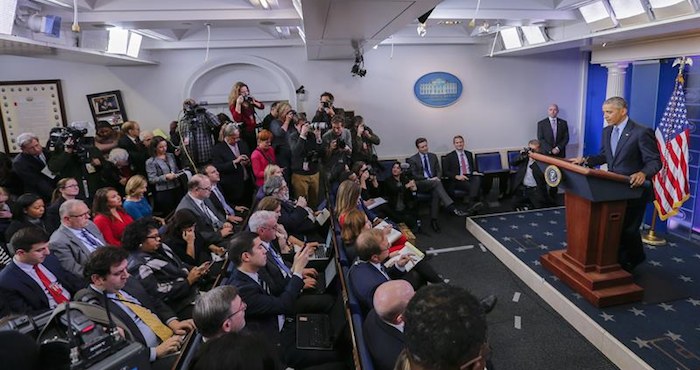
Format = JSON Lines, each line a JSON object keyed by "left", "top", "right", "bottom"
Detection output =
{"left": 549, "top": 220, "right": 558, "bottom": 224}
{"left": 529, "top": 222, "right": 539, "bottom": 227}
{"left": 490, "top": 227, "right": 499, "bottom": 232}
{"left": 628, "top": 307, "right": 645, "bottom": 316}
{"left": 535, "top": 212, "right": 543, "bottom": 216}
{"left": 664, "top": 331, "right": 684, "bottom": 342}
{"left": 645, "top": 244, "right": 657, "bottom": 250}
{"left": 600, "top": 312, "right": 615, "bottom": 321}
{"left": 502, "top": 237, "right": 511, "bottom": 241}
{"left": 516, "top": 247, "right": 526, "bottom": 253}
{"left": 632, "top": 337, "right": 651, "bottom": 349}
{"left": 532, "top": 260, "right": 541, "bottom": 266}
{"left": 671, "top": 257, "right": 685, "bottom": 263}
{"left": 523, "top": 234, "right": 532, "bottom": 239}
{"left": 510, "top": 225, "right": 519, "bottom": 229}
{"left": 693, "top": 253, "right": 700, "bottom": 259}
{"left": 544, "top": 231, "right": 553, "bottom": 236}
{"left": 550, "top": 275, "right": 559, "bottom": 281}
{"left": 517, "top": 214, "right": 525, "bottom": 219}
{"left": 571, "top": 293, "right": 582, "bottom": 300}
{"left": 658, "top": 303, "right": 676, "bottom": 311}
{"left": 649, "top": 260, "right": 663, "bottom": 267}
{"left": 687, "top": 298, "right": 700, "bottom": 306}
{"left": 679, "top": 275, "right": 693, "bottom": 283}
{"left": 669, "top": 242, "right": 677, "bottom": 247}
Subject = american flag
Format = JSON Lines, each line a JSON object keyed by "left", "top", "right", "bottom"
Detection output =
{"left": 653, "top": 76, "right": 691, "bottom": 221}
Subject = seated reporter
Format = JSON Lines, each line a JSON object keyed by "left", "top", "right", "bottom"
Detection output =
{"left": 255, "top": 196, "right": 313, "bottom": 256}
{"left": 49, "top": 199, "right": 106, "bottom": 277}
{"left": 163, "top": 208, "right": 220, "bottom": 266}
{"left": 255, "top": 163, "right": 283, "bottom": 202}
{"left": 122, "top": 217, "right": 209, "bottom": 319}
{"left": 175, "top": 174, "right": 234, "bottom": 248}
{"left": 80, "top": 246, "right": 195, "bottom": 369}
{"left": 263, "top": 175, "right": 320, "bottom": 241}
{"left": 92, "top": 187, "right": 134, "bottom": 246}
{"left": 0, "top": 227, "right": 85, "bottom": 315}
{"left": 123, "top": 175, "right": 159, "bottom": 221}
{"left": 202, "top": 164, "right": 246, "bottom": 225}
{"left": 5, "top": 193, "right": 47, "bottom": 242}
{"left": 101, "top": 147, "right": 133, "bottom": 195}
{"left": 192, "top": 285, "right": 247, "bottom": 341}
{"left": 380, "top": 162, "right": 420, "bottom": 230}
{"left": 193, "top": 331, "right": 282, "bottom": 370}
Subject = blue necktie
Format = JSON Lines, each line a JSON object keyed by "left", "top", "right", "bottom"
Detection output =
{"left": 422, "top": 154, "right": 432, "bottom": 178}
{"left": 266, "top": 244, "right": 292, "bottom": 277}
{"left": 81, "top": 229, "right": 103, "bottom": 250}
{"left": 611, "top": 126, "right": 621, "bottom": 155}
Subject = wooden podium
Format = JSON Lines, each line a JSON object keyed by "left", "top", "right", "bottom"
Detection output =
{"left": 531, "top": 153, "right": 644, "bottom": 307}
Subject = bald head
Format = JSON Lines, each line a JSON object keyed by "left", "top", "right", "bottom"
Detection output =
{"left": 373, "top": 280, "right": 415, "bottom": 324}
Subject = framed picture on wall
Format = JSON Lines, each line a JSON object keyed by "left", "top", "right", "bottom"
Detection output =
{"left": 0, "top": 79, "right": 67, "bottom": 154}
{"left": 86, "top": 90, "right": 128, "bottom": 127}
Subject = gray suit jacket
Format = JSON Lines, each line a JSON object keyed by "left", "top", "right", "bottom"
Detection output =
{"left": 175, "top": 194, "right": 226, "bottom": 246}
{"left": 49, "top": 222, "right": 106, "bottom": 277}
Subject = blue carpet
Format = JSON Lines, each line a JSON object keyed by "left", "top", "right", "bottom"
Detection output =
{"left": 471, "top": 207, "right": 700, "bottom": 370}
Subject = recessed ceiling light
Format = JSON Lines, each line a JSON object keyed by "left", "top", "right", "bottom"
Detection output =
{"left": 439, "top": 20, "right": 462, "bottom": 25}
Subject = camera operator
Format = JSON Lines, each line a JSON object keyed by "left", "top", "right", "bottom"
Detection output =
{"left": 47, "top": 124, "right": 108, "bottom": 202}
{"left": 228, "top": 82, "right": 264, "bottom": 150}
{"left": 289, "top": 115, "right": 323, "bottom": 209}
{"left": 510, "top": 139, "right": 554, "bottom": 211}
{"left": 312, "top": 91, "right": 336, "bottom": 124}
{"left": 175, "top": 99, "right": 222, "bottom": 169}
{"left": 351, "top": 115, "right": 381, "bottom": 166}
{"left": 11, "top": 133, "right": 56, "bottom": 202}
{"left": 322, "top": 115, "right": 353, "bottom": 173}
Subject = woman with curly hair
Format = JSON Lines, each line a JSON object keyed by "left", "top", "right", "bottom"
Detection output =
{"left": 92, "top": 187, "right": 133, "bottom": 246}
{"left": 122, "top": 217, "right": 209, "bottom": 318}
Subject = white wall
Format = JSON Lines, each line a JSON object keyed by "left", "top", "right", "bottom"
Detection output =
{"left": 0, "top": 44, "right": 585, "bottom": 157}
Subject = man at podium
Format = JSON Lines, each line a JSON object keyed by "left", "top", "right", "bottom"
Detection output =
{"left": 573, "top": 96, "right": 661, "bottom": 272}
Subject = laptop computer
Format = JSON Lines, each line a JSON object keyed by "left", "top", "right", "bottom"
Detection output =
{"left": 311, "top": 259, "right": 337, "bottom": 294}
{"left": 296, "top": 294, "right": 347, "bottom": 350}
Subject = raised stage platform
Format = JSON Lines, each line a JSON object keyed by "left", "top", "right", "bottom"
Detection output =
{"left": 467, "top": 207, "right": 700, "bottom": 370}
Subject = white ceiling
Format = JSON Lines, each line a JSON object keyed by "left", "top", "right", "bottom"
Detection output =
{"left": 11, "top": 0, "right": 700, "bottom": 61}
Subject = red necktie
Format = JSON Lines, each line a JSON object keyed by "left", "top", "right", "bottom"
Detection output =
{"left": 460, "top": 153, "right": 468, "bottom": 175}
{"left": 33, "top": 265, "right": 69, "bottom": 304}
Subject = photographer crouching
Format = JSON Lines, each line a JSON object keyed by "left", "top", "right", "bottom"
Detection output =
{"left": 47, "top": 122, "right": 108, "bottom": 203}
{"left": 510, "top": 139, "right": 554, "bottom": 211}
{"left": 289, "top": 115, "right": 323, "bottom": 209}
{"left": 174, "top": 99, "right": 222, "bottom": 169}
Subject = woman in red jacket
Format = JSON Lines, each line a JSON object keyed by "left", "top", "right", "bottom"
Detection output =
{"left": 251, "top": 130, "right": 276, "bottom": 188}
{"left": 228, "top": 81, "right": 264, "bottom": 150}
{"left": 92, "top": 187, "right": 134, "bottom": 246}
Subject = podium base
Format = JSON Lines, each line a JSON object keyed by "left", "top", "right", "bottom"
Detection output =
{"left": 541, "top": 251, "right": 643, "bottom": 308}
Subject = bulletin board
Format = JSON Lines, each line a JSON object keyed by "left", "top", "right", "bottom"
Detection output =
{"left": 0, "top": 79, "right": 67, "bottom": 153}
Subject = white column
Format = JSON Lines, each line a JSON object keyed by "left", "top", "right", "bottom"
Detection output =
{"left": 601, "top": 62, "right": 629, "bottom": 99}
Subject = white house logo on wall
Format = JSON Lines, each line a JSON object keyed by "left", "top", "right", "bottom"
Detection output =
{"left": 414, "top": 72, "right": 463, "bottom": 107}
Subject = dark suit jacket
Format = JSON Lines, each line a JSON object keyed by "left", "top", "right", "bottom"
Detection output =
{"left": 406, "top": 152, "right": 441, "bottom": 181}
{"left": 510, "top": 154, "right": 549, "bottom": 194}
{"left": 364, "top": 309, "right": 405, "bottom": 370}
{"left": 117, "top": 136, "right": 147, "bottom": 175}
{"left": 0, "top": 254, "right": 86, "bottom": 314}
{"left": 76, "top": 278, "right": 177, "bottom": 346}
{"left": 587, "top": 119, "right": 662, "bottom": 177}
{"left": 279, "top": 200, "right": 317, "bottom": 238}
{"left": 11, "top": 150, "right": 56, "bottom": 202}
{"left": 347, "top": 261, "right": 401, "bottom": 311}
{"left": 443, "top": 150, "right": 477, "bottom": 179}
{"left": 176, "top": 195, "right": 226, "bottom": 246}
{"left": 211, "top": 141, "right": 251, "bottom": 203}
{"left": 537, "top": 117, "right": 569, "bottom": 158}
{"left": 225, "top": 268, "right": 303, "bottom": 345}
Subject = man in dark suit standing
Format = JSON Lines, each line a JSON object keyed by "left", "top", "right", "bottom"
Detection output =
{"left": 117, "top": 121, "right": 147, "bottom": 176}
{"left": 0, "top": 227, "right": 85, "bottom": 315}
{"left": 225, "top": 232, "right": 336, "bottom": 368}
{"left": 211, "top": 124, "right": 253, "bottom": 206}
{"left": 537, "top": 104, "right": 569, "bottom": 158}
{"left": 364, "top": 280, "right": 414, "bottom": 370}
{"left": 11, "top": 132, "right": 56, "bottom": 202}
{"left": 574, "top": 96, "right": 661, "bottom": 271}
{"left": 79, "top": 246, "right": 194, "bottom": 369}
{"left": 510, "top": 140, "right": 554, "bottom": 211}
{"left": 406, "top": 138, "right": 467, "bottom": 232}
{"left": 443, "top": 135, "right": 484, "bottom": 214}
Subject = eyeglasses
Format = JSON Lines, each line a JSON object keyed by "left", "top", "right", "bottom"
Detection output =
{"left": 145, "top": 234, "right": 161, "bottom": 240}
{"left": 63, "top": 184, "right": 79, "bottom": 189}
{"left": 197, "top": 187, "right": 212, "bottom": 192}
{"left": 226, "top": 301, "right": 247, "bottom": 320}
{"left": 68, "top": 211, "right": 91, "bottom": 218}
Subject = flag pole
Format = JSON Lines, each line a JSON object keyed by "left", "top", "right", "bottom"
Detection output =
{"left": 642, "top": 208, "right": 666, "bottom": 246}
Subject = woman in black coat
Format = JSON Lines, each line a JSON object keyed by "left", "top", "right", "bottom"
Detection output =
{"left": 4, "top": 193, "right": 47, "bottom": 242}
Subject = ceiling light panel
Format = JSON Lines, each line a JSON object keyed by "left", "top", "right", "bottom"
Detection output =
{"left": 500, "top": 27, "right": 522, "bottom": 49}
{"left": 520, "top": 26, "right": 547, "bottom": 45}
{"left": 579, "top": 1, "right": 612, "bottom": 23}
{"left": 608, "top": 0, "right": 646, "bottom": 18}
